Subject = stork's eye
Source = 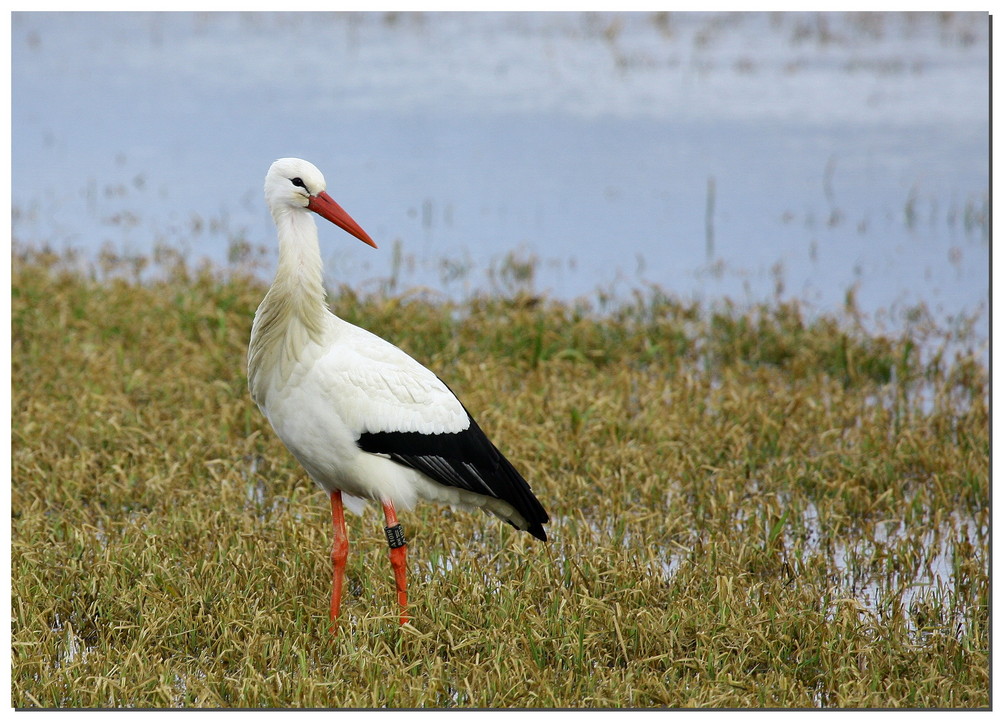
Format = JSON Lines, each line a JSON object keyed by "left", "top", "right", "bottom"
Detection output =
{"left": 290, "top": 177, "right": 308, "bottom": 190}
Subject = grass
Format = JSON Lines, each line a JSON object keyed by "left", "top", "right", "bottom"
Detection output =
{"left": 11, "top": 246, "right": 989, "bottom": 708}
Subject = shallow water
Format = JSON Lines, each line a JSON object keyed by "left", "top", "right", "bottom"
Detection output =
{"left": 12, "top": 12, "right": 988, "bottom": 349}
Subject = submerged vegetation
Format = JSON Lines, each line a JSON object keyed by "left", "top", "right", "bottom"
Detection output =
{"left": 11, "top": 246, "right": 988, "bottom": 708}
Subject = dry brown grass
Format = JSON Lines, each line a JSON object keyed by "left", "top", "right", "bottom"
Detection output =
{"left": 11, "top": 248, "right": 989, "bottom": 707}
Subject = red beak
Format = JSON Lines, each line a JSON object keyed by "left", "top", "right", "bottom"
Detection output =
{"left": 308, "top": 191, "right": 378, "bottom": 248}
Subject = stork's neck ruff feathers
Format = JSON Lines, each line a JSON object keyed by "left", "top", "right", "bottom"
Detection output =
{"left": 272, "top": 208, "right": 328, "bottom": 311}
{"left": 248, "top": 206, "right": 332, "bottom": 406}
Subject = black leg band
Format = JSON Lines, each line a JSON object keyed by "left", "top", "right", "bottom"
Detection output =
{"left": 385, "top": 524, "right": 406, "bottom": 549}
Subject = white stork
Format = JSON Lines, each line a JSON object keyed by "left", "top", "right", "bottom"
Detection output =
{"left": 248, "top": 158, "right": 549, "bottom": 632}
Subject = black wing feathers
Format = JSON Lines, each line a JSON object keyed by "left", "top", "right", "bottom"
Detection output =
{"left": 357, "top": 413, "right": 549, "bottom": 541}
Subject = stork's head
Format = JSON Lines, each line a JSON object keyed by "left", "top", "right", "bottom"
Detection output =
{"left": 265, "top": 158, "right": 377, "bottom": 248}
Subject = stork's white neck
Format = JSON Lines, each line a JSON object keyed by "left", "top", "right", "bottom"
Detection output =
{"left": 273, "top": 209, "right": 325, "bottom": 296}
{"left": 247, "top": 207, "right": 333, "bottom": 405}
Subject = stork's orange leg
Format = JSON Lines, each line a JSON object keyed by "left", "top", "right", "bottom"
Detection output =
{"left": 382, "top": 502, "right": 409, "bottom": 625}
{"left": 329, "top": 491, "right": 349, "bottom": 634}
